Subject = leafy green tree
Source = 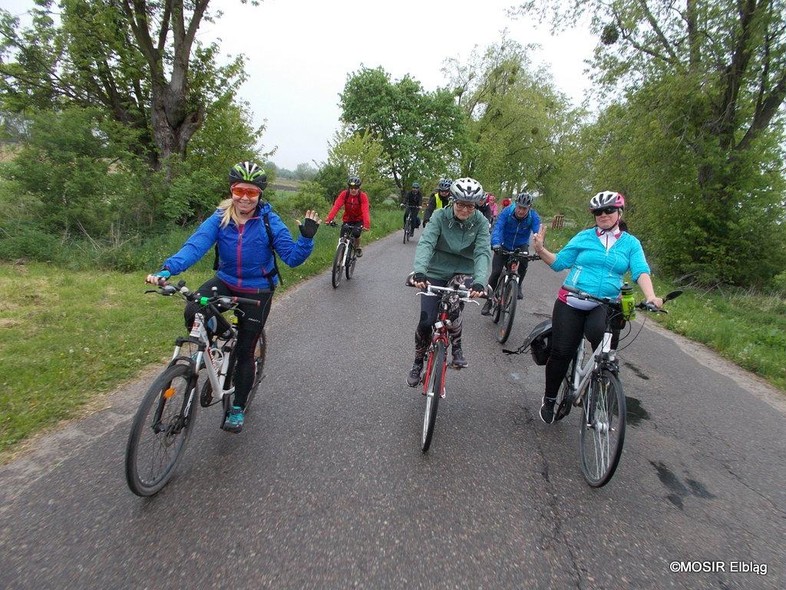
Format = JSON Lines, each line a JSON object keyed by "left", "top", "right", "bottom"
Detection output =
{"left": 0, "top": 0, "right": 250, "bottom": 173}
{"left": 513, "top": 0, "right": 786, "bottom": 286}
{"left": 444, "top": 36, "right": 577, "bottom": 199}
{"left": 339, "top": 66, "right": 468, "bottom": 193}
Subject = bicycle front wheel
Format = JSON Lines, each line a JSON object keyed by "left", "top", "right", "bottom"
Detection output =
{"left": 346, "top": 246, "right": 357, "bottom": 279}
{"left": 125, "top": 364, "right": 198, "bottom": 496}
{"left": 579, "top": 369, "right": 626, "bottom": 487}
{"left": 421, "top": 341, "right": 446, "bottom": 452}
{"left": 491, "top": 280, "right": 504, "bottom": 324}
{"left": 331, "top": 242, "right": 345, "bottom": 288}
{"left": 403, "top": 219, "right": 410, "bottom": 243}
{"left": 496, "top": 279, "right": 518, "bottom": 343}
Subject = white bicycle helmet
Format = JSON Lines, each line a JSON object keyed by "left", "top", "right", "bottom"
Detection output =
{"left": 450, "top": 177, "right": 485, "bottom": 205}
{"left": 515, "top": 191, "right": 534, "bottom": 207}
{"left": 589, "top": 191, "right": 625, "bottom": 211}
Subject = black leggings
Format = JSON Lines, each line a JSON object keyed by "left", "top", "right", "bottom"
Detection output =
{"left": 487, "top": 251, "right": 528, "bottom": 290}
{"left": 544, "top": 299, "right": 620, "bottom": 398}
{"left": 413, "top": 277, "right": 468, "bottom": 359}
{"left": 185, "top": 276, "right": 273, "bottom": 408}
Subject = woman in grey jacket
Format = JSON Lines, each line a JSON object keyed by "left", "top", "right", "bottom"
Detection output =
{"left": 407, "top": 178, "right": 491, "bottom": 387}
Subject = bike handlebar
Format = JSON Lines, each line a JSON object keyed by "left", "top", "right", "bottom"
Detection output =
{"left": 494, "top": 247, "right": 540, "bottom": 261}
{"left": 146, "top": 280, "right": 264, "bottom": 307}
{"left": 562, "top": 285, "right": 682, "bottom": 313}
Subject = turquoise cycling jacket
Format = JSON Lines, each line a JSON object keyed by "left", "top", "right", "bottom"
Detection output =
{"left": 550, "top": 228, "right": 651, "bottom": 299}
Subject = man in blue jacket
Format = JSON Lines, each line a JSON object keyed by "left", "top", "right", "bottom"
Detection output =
{"left": 481, "top": 191, "right": 541, "bottom": 315}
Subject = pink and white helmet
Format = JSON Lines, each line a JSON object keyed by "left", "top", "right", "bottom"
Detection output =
{"left": 589, "top": 191, "right": 625, "bottom": 211}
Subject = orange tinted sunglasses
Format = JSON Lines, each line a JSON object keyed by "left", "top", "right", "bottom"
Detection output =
{"left": 231, "top": 185, "right": 261, "bottom": 199}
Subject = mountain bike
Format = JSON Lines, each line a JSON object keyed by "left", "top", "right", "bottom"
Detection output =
{"left": 509, "top": 285, "right": 681, "bottom": 487}
{"left": 328, "top": 221, "right": 358, "bottom": 288}
{"left": 400, "top": 204, "right": 421, "bottom": 243}
{"left": 409, "top": 279, "right": 483, "bottom": 452}
{"left": 487, "top": 248, "right": 540, "bottom": 344}
{"left": 125, "top": 280, "right": 267, "bottom": 497}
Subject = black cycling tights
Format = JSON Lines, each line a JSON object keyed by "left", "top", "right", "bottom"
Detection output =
{"left": 544, "top": 298, "right": 618, "bottom": 399}
{"left": 185, "top": 276, "right": 273, "bottom": 408}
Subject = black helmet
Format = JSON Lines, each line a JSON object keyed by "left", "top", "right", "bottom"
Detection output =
{"left": 229, "top": 161, "right": 267, "bottom": 191}
{"left": 527, "top": 319, "right": 552, "bottom": 366}
{"left": 348, "top": 176, "right": 362, "bottom": 188}
{"left": 412, "top": 182, "right": 420, "bottom": 190}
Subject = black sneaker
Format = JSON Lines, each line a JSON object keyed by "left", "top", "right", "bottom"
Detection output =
{"left": 480, "top": 299, "right": 493, "bottom": 316}
{"left": 517, "top": 285, "right": 524, "bottom": 300}
{"left": 452, "top": 348, "right": 468, "bottom": 369}
{"left": 407, "top": 359, "right": 424, "bottom": 387}
{"left": 540, "top": 397, "right": 556, "bottom": 424}
{"left": 355, "top": 248, "right": 363, "bottom": 258}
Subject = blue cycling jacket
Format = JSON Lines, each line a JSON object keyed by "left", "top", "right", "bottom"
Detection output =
{"left": 491, "top": 205, "right": 541, "bottom": 250}
{"left": 162, "top": 202, "right": 313, "bottom": 291}
{"left": 551, "top": 228, "right": 651, "bottom": 299}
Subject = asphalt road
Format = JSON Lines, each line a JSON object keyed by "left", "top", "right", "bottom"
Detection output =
{"left": 1, "top": 229, "right": 784, "bottom": 589}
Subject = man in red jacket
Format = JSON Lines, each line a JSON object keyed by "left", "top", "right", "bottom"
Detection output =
{"left": 325, "top": 176, "right": 371, "bottom": 256}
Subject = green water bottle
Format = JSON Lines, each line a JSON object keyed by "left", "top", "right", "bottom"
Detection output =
{"left": 620, "top": 282, "right": 635, "bottom": 320}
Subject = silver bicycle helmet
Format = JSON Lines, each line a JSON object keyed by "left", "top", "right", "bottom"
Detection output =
{"left": 437, "top": 178, "right": 452, "bottom": 191}
{"left": 450, "top": 177, "right": 485, "bottom": 205}
{"left": 515, "top": 191, "right": 534, "bottom": 207}
{"left": 589, "top": 191, "right": 625, "bottom": 211}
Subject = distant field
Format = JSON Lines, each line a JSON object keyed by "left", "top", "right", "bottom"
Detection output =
{"left": 271, "top": 178, "right": 300, "bottom": 192}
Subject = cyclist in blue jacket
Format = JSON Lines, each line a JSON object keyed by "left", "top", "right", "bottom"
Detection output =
{"left": 145, "top": 161, "right": 321, "bottom": 433}
{"left": 531, "top": 191, "right": 663, "bottom": 424}
{"left": 481, "top": 191, "right": 541, "bottom": 315}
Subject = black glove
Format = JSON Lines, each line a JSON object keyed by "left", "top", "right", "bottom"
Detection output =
{"left": 299, "top": 217, "right": 319, "bottom": 239}
{"left": 412, "top": 273, "right": 428, "bottom": 284}
{"left": 471, "top": 282, "right": 486, "bottom": 294}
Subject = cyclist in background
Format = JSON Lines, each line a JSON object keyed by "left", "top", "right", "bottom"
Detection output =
{"left": 145, "top": 161, "right": 321, "bottom": 433}
{"left": 423, "top": 178, "right": 452, "bottom": 226}
{"left": 325, "top": 176, "right": 371, "bottom": 257}
{"left": 402, "top": 182, "right": 424, "bottom": 232}
{"left": 530, "top": 190, "right": 663, "bottom": 424}
{"left": 407, "top": 177, "right": 491, "bottom": 386}
{"left": 481, "top": 191, "right": 541, "bottom": 315}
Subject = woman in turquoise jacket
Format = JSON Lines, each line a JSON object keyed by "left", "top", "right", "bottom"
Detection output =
{"left": 531, "top": 191, "right": 663, "bottom": 424}
{"left": 146, "top": 161, "right": 321, "bottom": 433}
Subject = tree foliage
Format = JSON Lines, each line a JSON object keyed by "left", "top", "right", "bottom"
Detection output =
{"left": 339, "top": 66, "right": 467, "bottom": 193}
{"left": 513, "top": 0, "right": 786, "bottom": 287}
{"left": 0, "top": 0, "right": 248, "bottom": 173}
{"left": 443, "top": 36, "right": 578, "bottom": 199}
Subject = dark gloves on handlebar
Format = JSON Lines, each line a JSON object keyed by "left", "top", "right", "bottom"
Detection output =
{"left": 412, "top": 273, "right": 428, "bottom": 284}
{"left": 299, "top": 217, "right": 319, "bottom": 239}
{"left": 471, "top": 282, "right": 486, "bottom": 294}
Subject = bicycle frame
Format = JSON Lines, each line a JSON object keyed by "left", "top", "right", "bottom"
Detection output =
{"left": 420, "top": 293, "right": 454, "bottom": 399}
{"left": 562, "top": 327, "right": 615, "bottom": 409}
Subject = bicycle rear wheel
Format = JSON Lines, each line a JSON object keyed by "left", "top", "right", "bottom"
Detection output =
{"left": 331, "top": 242, "right": 345, "bottom": 288}
{"left": 554, "top": 356, "right": 576, "bottom": 422}
{"left": 245, "top": 330, "right": 267, "bottom": 410}
{"left": 579, "top": 369, "right": 626, "bottom": 487}
{"left": 421, "top": 341, "right": 446, "bottom": 452}
{"left": 125, "top": 364, "right": 198, "bottom": 496}
{"left": 496, "top": 279, "right": 518, "bottom": 343}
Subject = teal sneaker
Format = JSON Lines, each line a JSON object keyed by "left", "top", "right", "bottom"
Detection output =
{"left": 224, "top": 405, "right": 245, "bottom": 433}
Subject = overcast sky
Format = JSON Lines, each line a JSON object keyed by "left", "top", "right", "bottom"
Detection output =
{"left": 4, "top": 0, "right": 596, "bottom": 170}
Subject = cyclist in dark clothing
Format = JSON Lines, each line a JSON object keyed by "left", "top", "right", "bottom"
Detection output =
{"left": 423, "top": 178, "right": 452, "bottom": 226}
{"left": 402, "top": 182, "right": 423, "bottom": 231}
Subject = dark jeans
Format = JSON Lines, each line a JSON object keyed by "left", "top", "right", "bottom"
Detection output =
{"left": 544, "top": 298, "right": 621, "bottom": 398}
{"left": 185, "top": 276, "right": 273, "bottom": 408}
{"left": 487, "top": 251, "right": 529, "bottom": 290}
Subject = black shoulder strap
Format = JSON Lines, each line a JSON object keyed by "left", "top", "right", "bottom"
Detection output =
{"left": 212, "top": 211, "right": 282, "bottom": 287}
